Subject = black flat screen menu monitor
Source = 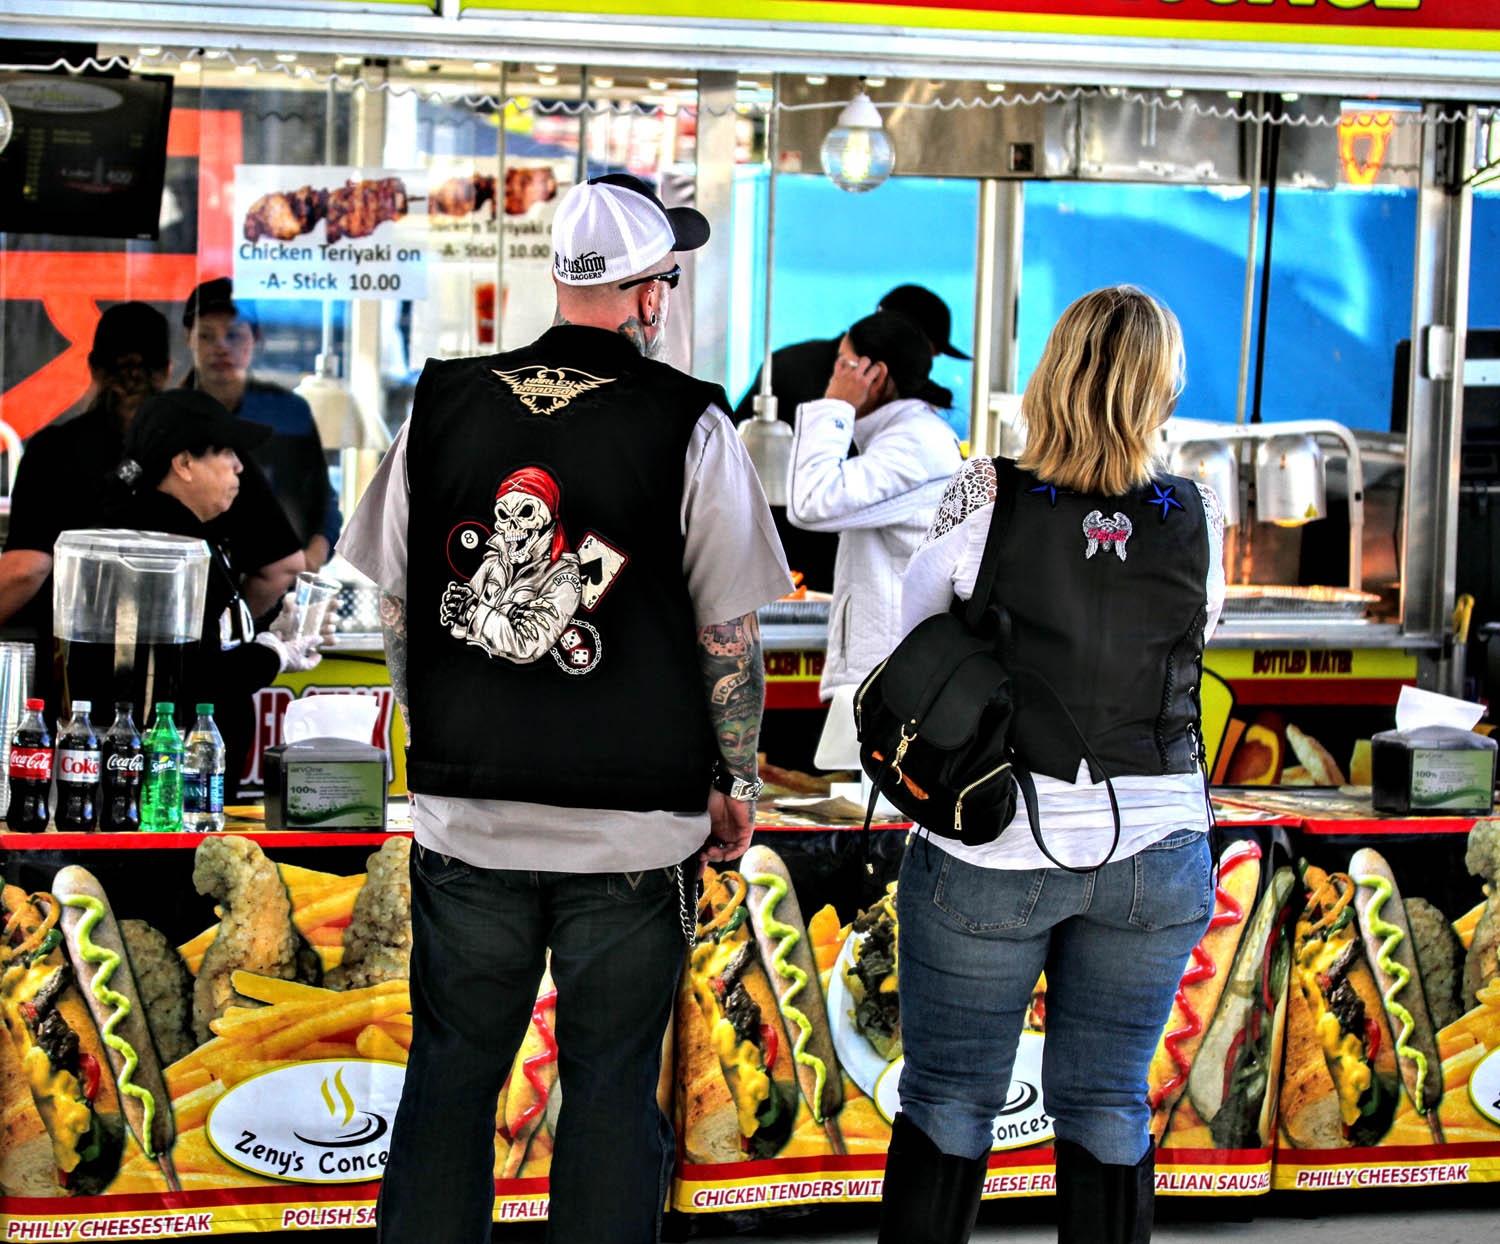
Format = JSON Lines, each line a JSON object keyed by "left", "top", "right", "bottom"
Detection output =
{"left": 0, "top": 71, "right": 174, "bottom": 241}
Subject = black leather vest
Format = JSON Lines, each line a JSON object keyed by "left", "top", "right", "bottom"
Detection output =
{"left": 980, "top": 459, "right": 1209, "bottom": 783}
{"left": 404, "top": 325, "right": 727, "bottom": 811}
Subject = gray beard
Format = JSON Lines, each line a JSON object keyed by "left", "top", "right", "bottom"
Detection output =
{"left": 644, "top": 329, "right": 667, "bottom": 361}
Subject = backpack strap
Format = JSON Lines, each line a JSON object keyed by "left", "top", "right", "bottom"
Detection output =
{"left": 960, "top": 459, "right": 1020, "bottom": 636}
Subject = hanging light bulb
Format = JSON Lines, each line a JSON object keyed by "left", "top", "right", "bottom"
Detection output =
{"left": 819, "top": 91, "right": 894, "bottom": 193}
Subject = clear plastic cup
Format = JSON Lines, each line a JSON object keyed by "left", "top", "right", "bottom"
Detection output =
{"left": 292, "top": 573, "right": 340, "bottom": 637}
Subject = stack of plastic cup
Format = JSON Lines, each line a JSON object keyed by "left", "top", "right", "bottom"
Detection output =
{"left": 0, "top": 642, "right": 36, "bottom": 819}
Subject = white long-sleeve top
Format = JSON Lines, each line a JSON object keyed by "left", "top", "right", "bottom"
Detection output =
{"left": 788, "top": 396, "right": 962, "bottom": 698}
{"left": 900, "top": 458, "right": 1227, "bottom": 870}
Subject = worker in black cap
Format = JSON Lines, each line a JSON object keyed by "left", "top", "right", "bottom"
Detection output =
{"left": 0, "top": 300, "right": 305, "bottom": 716}
{"left": 80, "top": 389, "right": 330, "bottom": 795}
{"left": 182, "top": 276, "right": 342, "bottom": 573}
{"left": 733, "top": 283, "right": 970, "bottom": 592}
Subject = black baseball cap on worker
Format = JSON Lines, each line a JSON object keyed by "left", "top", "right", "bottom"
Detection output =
{"left": 182, "top": 276, "right": 257, "bottom": 330}
{"left": 878, "top": 284, "right": 971, "bottom": 360}
{"left": 89, "top": 302, "right": 170, "bottom": 372}
{"left": 123, "top": 389, "right": 271, "bottom": 486}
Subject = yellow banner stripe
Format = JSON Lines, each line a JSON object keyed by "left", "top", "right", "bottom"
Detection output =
{"left": 458, "top": 0, "right": 1500, "bottom": 52}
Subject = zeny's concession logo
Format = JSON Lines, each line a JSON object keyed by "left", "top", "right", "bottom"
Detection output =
{"left": 207, "top": 1060, "right": 405, "bottom": 1183}
{"left": 873, "top": 1031, "right": 1054, "bottom": 1151}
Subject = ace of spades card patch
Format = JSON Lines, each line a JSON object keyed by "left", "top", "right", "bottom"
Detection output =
{"left": 574, "top": 532, "right": 629, "bottom": 611}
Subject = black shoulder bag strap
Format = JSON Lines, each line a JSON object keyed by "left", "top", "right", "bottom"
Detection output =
{"left": 859, "top": 462, "right": 1016, "bottom": 871}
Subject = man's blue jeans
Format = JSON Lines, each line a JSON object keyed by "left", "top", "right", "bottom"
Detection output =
{"left": 895, "top": 829, "right": 1213, "bottom": 1166}
{"left": 376, "top": 844, "right": 687, "bottom": 1244}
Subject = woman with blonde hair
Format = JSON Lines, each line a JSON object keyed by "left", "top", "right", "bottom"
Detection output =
{"left": 879, "top": 286, "right": 1225, "bottom": 1244}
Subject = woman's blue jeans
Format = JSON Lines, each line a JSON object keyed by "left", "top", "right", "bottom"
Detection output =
{"left": 376, "top": 844, "right": 687, "bottom": 1244}
{"left": 895, "top": 829, "right": 1213, "bottom": 1166}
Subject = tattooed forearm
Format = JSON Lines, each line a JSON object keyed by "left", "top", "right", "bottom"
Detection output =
{"left": 696, "top": 612, "right": 765, "bottom": 780}
{"left": 379, "top": 592, "right": 412, "bottom": 742}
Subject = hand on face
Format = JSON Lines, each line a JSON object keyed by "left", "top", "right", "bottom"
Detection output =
{"left": 824, "top": 344, "right": 888, "bottom": 417}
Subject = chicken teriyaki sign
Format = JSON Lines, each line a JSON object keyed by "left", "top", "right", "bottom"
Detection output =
{"left": 234, "top": 165, "right": 429, "bottom": 300}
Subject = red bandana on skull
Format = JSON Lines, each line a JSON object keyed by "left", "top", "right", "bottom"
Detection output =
{"left": 495, "top": 466, "right": 570, "bottom": 563}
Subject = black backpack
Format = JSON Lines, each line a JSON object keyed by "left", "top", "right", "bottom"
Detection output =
{"left": 853, "top": 491, "right": 1121, "bottom": 873}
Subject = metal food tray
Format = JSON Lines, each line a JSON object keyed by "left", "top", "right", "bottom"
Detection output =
{"left": 759, "top": 597, "right": 831, "bottom": 626}
{"left": 1222, "top": 585, "right": 1379, "bottom": 620}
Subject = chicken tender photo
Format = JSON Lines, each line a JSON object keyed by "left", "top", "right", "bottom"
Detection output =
{"left": 326, "top": 838, "right": 413, "bottom": 990}
{"left": 191, "top": 836, "right": 321, "bottom": 1043}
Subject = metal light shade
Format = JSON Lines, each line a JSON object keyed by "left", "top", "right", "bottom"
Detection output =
{"left": 296, "top": 353, "right": 364, "bottom": 450}
{"left": 819, "top": 93, "right": 894, "bottom": 193}
{"left": 1254, "top": 434, "right": 1326, "bottom": 526}
{"left": 739, "top": 396, "right": 794, "bottom": 507}
{"left": 1168, "top": 439, "right": 1241, "bottom": 527}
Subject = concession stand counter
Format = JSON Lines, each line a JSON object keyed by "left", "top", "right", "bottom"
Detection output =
{"left": 0, "top": 0, "right": 1497, "bottom": 1237}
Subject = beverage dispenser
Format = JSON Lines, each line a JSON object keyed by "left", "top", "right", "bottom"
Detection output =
{"left": 52, "top": 530, "right": 210, "bottom": 717}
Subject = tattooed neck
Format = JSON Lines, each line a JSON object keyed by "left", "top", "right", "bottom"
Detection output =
{"left": 553, "top": 309, "right": 575, "bottom": 327}
{"left": 617, "top": 316, "right": 649, "bottom": 356}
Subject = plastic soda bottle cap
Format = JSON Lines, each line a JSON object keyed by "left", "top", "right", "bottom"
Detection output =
{"left": 73, "top": 700, "right": 91, "bottom": 714}
{"left": 156, "top": 702, "right": 174, "bottom": 714}
{"left": 24, "top": 699, "right": 42, "bottom": 710}
{"left": 196, "top": 703, "right": 214, "bottom": 714}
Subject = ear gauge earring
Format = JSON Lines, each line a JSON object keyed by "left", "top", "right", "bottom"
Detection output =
{"left": 649, "top": 313, "right": 660, "bottom": 326}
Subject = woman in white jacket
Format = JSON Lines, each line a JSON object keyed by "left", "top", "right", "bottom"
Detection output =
{"left": 786, "top": 312, "right": 963, "bottom": 729}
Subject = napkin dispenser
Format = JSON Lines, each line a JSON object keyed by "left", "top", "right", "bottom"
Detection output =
{"left": 263, "top": 737, "right": 388, "bottom": 830}
{"left": 1370, "top": 725, "right": 1497, "bottom": 815}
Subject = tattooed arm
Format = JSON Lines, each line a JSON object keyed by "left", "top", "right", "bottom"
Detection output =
{"left": 380, "top": 592, "right": 412, "bottom": 744}
{"left": 696, "top": 611, "right": 765, "bottom": 861}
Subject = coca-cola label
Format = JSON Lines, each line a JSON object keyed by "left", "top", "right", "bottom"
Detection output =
{"left": 9, "top": 747, "right": 52, "bottom": 780}
{"left": 57, "top": 749, "right": 101, "bottom": 780}
{"left": 105, "top": 752, "right": 145, "bottom": 775}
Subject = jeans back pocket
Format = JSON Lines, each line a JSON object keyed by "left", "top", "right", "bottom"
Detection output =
{"left": 1128, "top": 830, "right": 1211, "bottom": 930}
{"left": 932, "top": 854, "right": 1047, "bottom": 932}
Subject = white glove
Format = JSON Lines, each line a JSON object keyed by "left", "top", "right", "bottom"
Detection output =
{"left": 257, "top": 591, "right": 336, "bottom": 673}
{"left": 254, "top": 630, "right": 323, "bottom": 673}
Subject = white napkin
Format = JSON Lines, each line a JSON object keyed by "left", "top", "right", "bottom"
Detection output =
{"left": 1394, "top": 684, "right": 1485, "bottom": 732}
{"left": 282, "top": 694, "right": 380, "bottom": 745}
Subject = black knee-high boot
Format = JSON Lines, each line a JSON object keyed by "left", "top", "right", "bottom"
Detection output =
{"left": 1053, "top": 1138, "right": 1154, "bottom": 1244}
{"left": 877, "top": 1113, "right": 988, "bottom": 1244}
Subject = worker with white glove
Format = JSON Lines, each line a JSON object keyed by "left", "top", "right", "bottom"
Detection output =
{"left": 93, "top": 388, "right": 337, "bottom": 797}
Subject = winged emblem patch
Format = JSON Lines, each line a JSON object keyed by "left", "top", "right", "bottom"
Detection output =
{"left": 493, "top": 365, "right": 615, "bottom": 415}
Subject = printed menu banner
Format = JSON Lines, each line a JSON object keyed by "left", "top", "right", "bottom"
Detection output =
{"left": 233, "top": 166, "right": 428, "bottom": 301}
{"left": 422, "top": 157, "right": 573, "bottom": 355}
{"left": 0, "top": 836, "right": 556, "bottom": 1236}
{"left": 670, "top": 832, "right": 1281, "bottom": 1213}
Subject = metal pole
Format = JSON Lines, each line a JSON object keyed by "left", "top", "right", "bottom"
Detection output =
{"left": 756, "top": 87, "right": 780, "bottom": 414}
{"left": 575, "top": 68, "right": 590, "bottom": 186}
{"left": 319, "top": 79, "right": 338, "bottom": 366}
{"left": 1234, "top": 99, "right": 1264, "bottom": 427}
{"left": 1249, "top": 99, "right": 1283, "bottom": 426}
{"left": 970, "top": 179, "right": 999, "bottom": 456}
{"left": 494, "top": 62, "right": 507, "bottom": 352}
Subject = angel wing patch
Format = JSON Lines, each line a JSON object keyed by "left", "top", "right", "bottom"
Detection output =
{"left": 1082, "top": 511, "right": 1133, "bottom": 562}
{"left": 493, "top": 365, "right": 615, "bottom": 415}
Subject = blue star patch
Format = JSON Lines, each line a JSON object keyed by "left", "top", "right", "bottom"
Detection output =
{"left": 1028, "top": 483, "right": 1059, "bottom": 507}
{"left": 1147, "top": 482, "right": 1185, "bottom": 521}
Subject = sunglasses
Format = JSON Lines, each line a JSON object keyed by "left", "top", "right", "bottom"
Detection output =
{"left": 618, "top": 264, "right": 681, "bottom": 291}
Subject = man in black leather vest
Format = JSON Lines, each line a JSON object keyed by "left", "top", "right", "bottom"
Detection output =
{"left": 340, "top": 174, "right": 791, "bottom": 1243}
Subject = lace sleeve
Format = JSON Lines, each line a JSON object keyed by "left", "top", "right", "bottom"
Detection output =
{"left": 927, "top": 457, "right": 998, "bottom": 541}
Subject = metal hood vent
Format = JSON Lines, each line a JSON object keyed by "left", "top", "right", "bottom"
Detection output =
{"left": 774, "top": 75, "right": 1077, "bottom": 180}
{"left": 1077, "top": 90, "right": 1250, "bottom": 184}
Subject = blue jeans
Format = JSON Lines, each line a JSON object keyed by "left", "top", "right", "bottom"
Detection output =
{"left": 376, "top": 845, "right": 688, "bottom": 1244}
{"left": 895, "top": 829, "right": 1212, "bottom": 1166}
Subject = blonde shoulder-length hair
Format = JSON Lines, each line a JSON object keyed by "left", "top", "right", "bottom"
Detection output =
{"left": 1017, "top": 285, "right": 1183, "bottom": 497}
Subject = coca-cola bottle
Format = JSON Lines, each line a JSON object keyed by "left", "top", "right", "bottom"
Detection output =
{"left": 6, "top": 699, "right": 52, "bottom": 832}
{"left": 100, "top": 702, "right": 143, "bottom": 833}
{"left": 55, "top": 700, "right": 100, "bottom": 832}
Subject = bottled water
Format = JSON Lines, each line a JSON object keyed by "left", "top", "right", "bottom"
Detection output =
{"left": 182, "top": 703, "right": 226, "bottom": 832}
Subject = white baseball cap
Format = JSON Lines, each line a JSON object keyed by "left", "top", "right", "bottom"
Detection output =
{"left": 552, "top": 173, "right": 709, "bottom": 286}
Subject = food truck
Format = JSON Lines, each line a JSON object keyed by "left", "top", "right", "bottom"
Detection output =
{"left": 0, "top": 0, "right": 1495, "bottom": 1235}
